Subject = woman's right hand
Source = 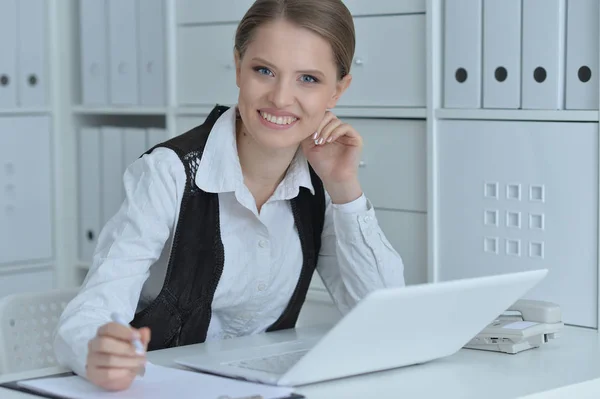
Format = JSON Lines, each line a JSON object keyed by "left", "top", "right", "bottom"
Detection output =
{"left": 85, "top": 322, "right": 151, "bottom": 391}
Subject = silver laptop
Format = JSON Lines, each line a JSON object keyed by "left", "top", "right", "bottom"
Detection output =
{"left": 175, "top": 269, "right": 548, "bottom": 386}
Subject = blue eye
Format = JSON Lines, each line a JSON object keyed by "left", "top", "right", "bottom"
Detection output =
{"left": 254, "top": 67, "right": 274, "bottom": 76}
{"left": 300, "top": 75, "right": 318, "bottom": 84}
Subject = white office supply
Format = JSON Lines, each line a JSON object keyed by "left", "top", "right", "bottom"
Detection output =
{"left": 176, "top": 269, "right": 547, "bottom": 386}
{"left": 138, "top": 0, "right": 166, "bottom": 106}
{"left": 443, "top": 0, "right": 482, "bottom": 108}
{"left": 100, "top": 127, "right": 124, "bottom": 225}
{"left": 108, "top": 0, "right": 139, "bottom": 105}
{"left": 110, "top": 313, "right": 145, "bottom": 355}
{"left": 521, "top": 0, "right": 566, "bottom": 109}
{"left": 16, "top": 363, "right": 295, "bottom": 399}
{"left": 123, "top": 128, "right": 147, "bottom": 169}
{"left": 0, "top": 0, "right": 18, "bottom": 108}
{"left": 146, "top": 127, "right": 168, "bottom": 149}
{"left": 78, "top": 128, "right": 102, "bottom": 263}
{"left": 482, "top": 0, "right": 521, "bottom": 109}
{"left": 565, "top": 0, "right": 599, "bottom": 110}
{"left": 79, "top": 0, "right": 108, "bottom": 105}
{"left": 16, "top": 0, "right": 47, "bottom": 107}
{"left": 0, "top": 288, "right": 78, "bottom": 374}
{"left": 465, "top": 299, "right": 563, "bottom": 354}
{"left": 110, "top": 312, "right": 146, "bottom": 377}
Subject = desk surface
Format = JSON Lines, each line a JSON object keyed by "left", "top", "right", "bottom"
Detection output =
{"left": 2, "top": 325, "right": 600, "bottom": 398}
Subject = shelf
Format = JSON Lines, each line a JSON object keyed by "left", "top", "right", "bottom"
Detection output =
{"left": 332, "top": 106, "right": 427, "bottom": 119}
{"left": 176, "top": 106, "right": 427, "bottom": 119}
{"left": 72, "top": 106, "right": 168, "bottom": 116}
{"left": 436, "top": 109, "right": 599, "bottom": 122}
{"left": 0, "top": 108, "right": 51, "bottom": 116}
{"left": 0, "top": 262, "right": 54, "bottom": 275}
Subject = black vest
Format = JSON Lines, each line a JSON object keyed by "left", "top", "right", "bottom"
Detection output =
{"left": 131, "top": 105, "right": 326, "bottom": 351}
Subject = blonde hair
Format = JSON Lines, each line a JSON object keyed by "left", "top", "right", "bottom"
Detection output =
{"left": 235, "top": 0, "right": 355, "bottom": 79}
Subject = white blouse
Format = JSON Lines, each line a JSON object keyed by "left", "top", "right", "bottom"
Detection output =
{"left": 54, "top": 106, "right": 406, "bottom": 378}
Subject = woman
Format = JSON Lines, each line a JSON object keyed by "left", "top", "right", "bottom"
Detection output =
{"left": 55, "top": 0, "right": 405, "bottom": 391}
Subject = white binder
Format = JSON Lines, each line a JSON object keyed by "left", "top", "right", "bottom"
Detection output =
{"left": 521, "top": 0, "right": 566, "bottom": 109}
{"left": 147, "top": 128, "right": 168, "bottom": 149}
{"left": 483, "top": 0, "right": 521, "bottom": 109}
{"left": 80, "top": 0, "right": 108, "bottom": 105}
{"left": 138, "top": 0, "right": 166, "bottom": 106}
{"left": 101, "top": 127, "right": 125, "bottom": 225}
{"left": 123, "top": 128, "right": 147, "bottom": 170}
{"left": 78, "top": 128, "right": 102, "bottom": 262}
{"left": 17, "top": 0, "right": 47, "bottom": 107}
{"left": 443, "top": 0, "right": 482, "bottom": 108}
{"left": 565, "top": 0, "right": 599, "bottom": 110}
{"left": 0, "top": 0, "right": 18, "bottom": 108}
{"left": 108, "top": 0, "right": 139, "bottom": 105}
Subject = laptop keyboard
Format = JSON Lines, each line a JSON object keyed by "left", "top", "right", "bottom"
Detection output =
{"left": 224, "top": 350, "right": 309, "bottom": 374}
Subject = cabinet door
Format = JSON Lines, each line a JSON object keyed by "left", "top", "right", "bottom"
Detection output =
{"left": 0, "top": 116, "right": 52, "bottom": 265}
{"left": 437, "top": 120, "right": 598, "bottom": 328}
{"left": 337, "top": 15, "right": 426, "bottom": 108}
{"left": 376, "top": 210, "right": 428, "bottom": 286}
{"left": 344, "top": 118, "right": 426, "bottom": 212}
{"left": 0, "top": 268, "right": 54, "bottom": 298}
{"left": 176, "top": 0, "right": 254, "bottom": 24}
{"left": 177, "top": 24, "right": 239, "bottom": 106}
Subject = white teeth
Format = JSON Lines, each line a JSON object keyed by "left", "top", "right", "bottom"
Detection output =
{"left": 260, "top": 111, "right": 297, "bottom": 125}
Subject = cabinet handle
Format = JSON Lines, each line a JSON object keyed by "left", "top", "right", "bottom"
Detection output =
{"left": 86, "top": 230, "right": 95, "bottom": 241}
{"left": 28, "top": 74, "right": 38, "bottom": 86}
{"left": 146, "top": 61, "right": 154, "bottom": 74}
{"left": 224, "top": 63, "right": 234, "bottom": 70}
{"left": 354, "top": 58, "right": 364, "bottom": 66}
{"left": 0, "top": 74, "right": 9, "bottom": 86}
{"left": 358, "top": 160, "right": 366, "bottom": 168}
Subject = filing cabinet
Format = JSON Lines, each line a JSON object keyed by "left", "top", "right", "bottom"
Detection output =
{"left": 347, "top": 118, "right": 426, "bottom": 212}
{"left": 0, "top": 116, "right": 53, "bottom": 266}
{"left": 337, "top": 15, "right": 426, "bottom": 108}
{"left": 177, "top": 24, "right": 239, "bottom": 106}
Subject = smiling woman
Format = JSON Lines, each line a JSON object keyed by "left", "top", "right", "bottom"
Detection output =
{"left": 53, "top": 0, "right": 406, "bottom": 392}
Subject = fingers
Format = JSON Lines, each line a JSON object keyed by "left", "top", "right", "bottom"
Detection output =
{"left": 139, "top": 327, "right": 151, "bottom": 350}
{"left": 89, "top": 335, "right": 138, "bottom": 357}
{"left": 97, "top": 322, "right": 140, "bottom": 342}
{"left": 88, "top": 352, "right": 146, "bottom": 369}
{"left": 314, "top": 113, "right": 362, "bottom": 147}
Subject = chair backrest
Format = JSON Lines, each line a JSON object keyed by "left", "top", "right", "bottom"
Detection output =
{"left": 0, "top": 288, "right": 79, "bottom": 375}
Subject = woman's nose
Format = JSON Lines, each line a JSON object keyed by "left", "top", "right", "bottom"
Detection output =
{"left": 268, "top": 80, "right": 295, "bottom": 108}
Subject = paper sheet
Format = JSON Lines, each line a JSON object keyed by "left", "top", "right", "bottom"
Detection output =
{"left": 17, "top": 363, "right": 295, "bottom": 399}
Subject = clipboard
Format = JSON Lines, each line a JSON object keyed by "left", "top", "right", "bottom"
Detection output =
{"left": 0, "top": 370, "right": 306, "bottom": 399}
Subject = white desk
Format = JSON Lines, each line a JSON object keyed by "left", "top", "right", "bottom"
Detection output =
{"left": 2, "top": 325, "right": 600, "bottom": 398}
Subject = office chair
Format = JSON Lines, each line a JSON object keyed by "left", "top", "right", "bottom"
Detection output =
{"left": 0, "top": 288, "right": 79, "bottom": 375}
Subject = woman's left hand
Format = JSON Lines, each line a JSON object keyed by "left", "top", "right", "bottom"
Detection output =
{"left": 302, "top": 111, "right": 364, "bottom": 203}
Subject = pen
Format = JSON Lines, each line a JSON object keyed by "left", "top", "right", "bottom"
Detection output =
{"left": 110, "top": 312, "right": 146, "bottom": 376}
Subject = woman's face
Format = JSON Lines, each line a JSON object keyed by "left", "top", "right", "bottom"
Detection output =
{"left": 235, "top": 19, "right": 351, "bottom": 151}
